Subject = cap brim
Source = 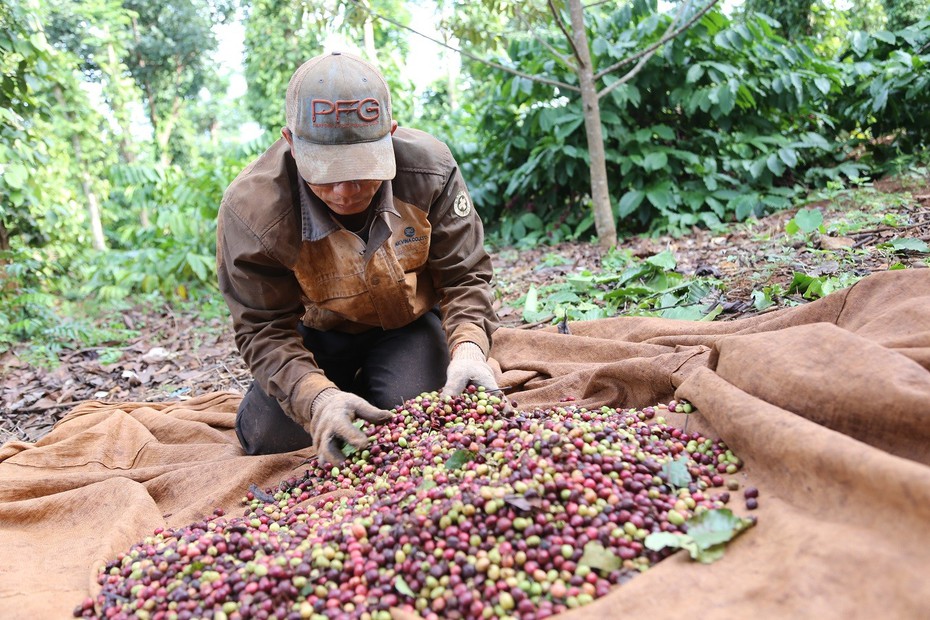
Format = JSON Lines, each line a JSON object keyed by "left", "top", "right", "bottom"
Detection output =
{"left": 293, "top": 133, "right": 396, "bottom": 185}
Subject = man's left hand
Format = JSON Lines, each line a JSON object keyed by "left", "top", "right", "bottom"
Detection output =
{"left": 441, "top": 342, "right": 507, "bottom": 403}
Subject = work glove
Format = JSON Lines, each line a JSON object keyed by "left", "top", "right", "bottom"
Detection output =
{"left": 441, "top": 342, "right": 509, "bottom": 408}
{"left": 307, "top": 389, "right": 392, "bottom": 465}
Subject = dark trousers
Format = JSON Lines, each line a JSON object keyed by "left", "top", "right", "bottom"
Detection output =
{"left": 235, "top": 310, "right": 450, "bottom": 455}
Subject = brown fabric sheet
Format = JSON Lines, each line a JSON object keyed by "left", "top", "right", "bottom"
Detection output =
{"left": 1, "top": 268, "right": 929, "bottom": 619}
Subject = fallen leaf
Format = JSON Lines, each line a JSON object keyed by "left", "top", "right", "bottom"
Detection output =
{"left": 142, "top": 347, "right": 171, "bottom": 365}
{"left": 820, "top": 236, "right": 855, "bottom": 250}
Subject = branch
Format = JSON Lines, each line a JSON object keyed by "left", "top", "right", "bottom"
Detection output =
{"left": 548, "top": 0, "right": 583, "bottom": 64}
{"left": 513, "top": 4, "right": 576, "bottom": 72}
{"left": 597, "top": 50, "right": 653, "bottom": 99}
{"left": 350, "top": 0, "right": 580, "bottom": 93}
{"left": 594, "top": 0, "right": 720, "bottom": 84}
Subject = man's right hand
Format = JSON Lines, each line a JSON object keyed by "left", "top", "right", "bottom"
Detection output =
{"left": 306, "top": 389, "right": 392, "bottom": 464}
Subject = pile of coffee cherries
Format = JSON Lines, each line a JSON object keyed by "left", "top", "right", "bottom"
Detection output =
{"left": 76, "top": 388, "right": 747, "bottom": 620}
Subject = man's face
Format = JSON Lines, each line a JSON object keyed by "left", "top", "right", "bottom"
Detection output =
{"left": 281, "top": 124, "right": 396, "bottom": 216}
{"left": 306, "top": 179, "right": 383, "bottom": 216}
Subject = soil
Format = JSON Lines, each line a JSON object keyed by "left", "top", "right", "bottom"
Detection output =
{"left": 2, "top": 175, "right": 928, "bottom": 444}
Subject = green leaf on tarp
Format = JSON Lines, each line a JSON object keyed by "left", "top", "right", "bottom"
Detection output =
{"left": 418, "top": 480, "right": 438, "bottom": 492}
{"left": 645, "top": 509, "right": 754, "bottom": 563}
{"left": 579, "top": 541, "right": 622, "bottom": 573}
{"left": 690, "top": 542, "right": 727, "bottom": 564}
{"left": 662, "top": 456, "right": 692, "bottom": 488}
{"left": 340, "top": 421, "right": 365, "bottom": 457}
{"left": 445, "top": 449, "right": 476, "bottom": 470}
{"left": 687, "top": 508, "right": 745, "bottom": 547}
{"left": 878, "top": 238, "right": 929, "bottom": 253}
{"left": 644, "top": 531, "right": 683, "bottom": 551}
{"left": 395, "top": 575, "right": 416, "bottom": 598}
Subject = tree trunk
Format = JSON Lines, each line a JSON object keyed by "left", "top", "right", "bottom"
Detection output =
{"left": 102, "top": 26, "right": 137, "bottom": 164}
{"left": 0, "top": 221, "right": 9, "bottom": 252}
{"left": 54, "top": 87, "right": 108, "bottom": 251}
{"left": 360, "top": 0, "right": 377, "bottom": 63}
{"left": 568, "top": 0, "right": 617, "bottom": 251}
{"left": 79, "top": 170, "right": 107, "bottom": 251}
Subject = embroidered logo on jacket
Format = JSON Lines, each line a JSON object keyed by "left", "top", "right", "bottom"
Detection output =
{"left": 453, "top": 192, "right": 472, "bottom": 217}
{"left": 395, "top": 225, "right": 427, "bottom": 248}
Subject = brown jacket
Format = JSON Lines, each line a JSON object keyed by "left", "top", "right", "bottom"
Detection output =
{"left": 217, "top": 127, "right": 499, "bottom": 421}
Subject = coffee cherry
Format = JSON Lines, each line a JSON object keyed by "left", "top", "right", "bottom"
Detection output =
{"left": 79, "top": 391, "right": 750, "bottom": 620}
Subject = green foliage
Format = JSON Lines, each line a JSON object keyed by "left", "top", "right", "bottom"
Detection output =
{"left": 432, "top": 3, "right": 928, "bottom": 244}
{"left": 516, "top": 248, "right": 724, "bottom": 324}
{"left": 743, "top": 0, "right": 815, "bottom": 40}
{"left": 883, "top": 0, "right": 930, "bottom": 31}
{"left": 243, "top": 0, "right": 414, "bottom": 135}
{"left": 832, "top": 19, "right": 930, "bottom": 171}
{"left": 0, "top": 250, "right": 137, "bottom": 366}
{"left": 1, "top": 1, "right": 58, "bottom": 248}
{"left": 452, "top": 7, "right": 870, "bottom": 240}
{"left": 787, "top": 270, "right": 863, "bottom": 299}
{"left": 877, "top": 237, "right": 930, "bottom": 253}
{"left": 121, "top": 0, "right": 236, "bottom": 160}
{"left": 242, "top": 0, "right": 318, "bottom": 133}
{"left": 751, "top": 282, "right": 788, "bottom": 310}
{"left": 80, "top": 141, "right": 261, "bottom": 299}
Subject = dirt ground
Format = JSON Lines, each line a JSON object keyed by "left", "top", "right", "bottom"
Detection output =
{"left": 1, "top": 175, "right": 927, "bottom": 444}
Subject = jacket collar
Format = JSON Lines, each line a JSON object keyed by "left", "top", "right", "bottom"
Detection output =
{"left": 297, "top": 178, "right": 399, "bottom": 243}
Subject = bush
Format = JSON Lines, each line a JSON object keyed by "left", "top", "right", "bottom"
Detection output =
{"left": 443, "top": 8, "right": 926, "bottom": 242}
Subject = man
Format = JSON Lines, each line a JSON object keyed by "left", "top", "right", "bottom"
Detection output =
{"left": 217, "top": 51, "right": 502, "bottom": 464}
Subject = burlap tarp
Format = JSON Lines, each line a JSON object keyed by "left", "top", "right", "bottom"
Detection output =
{"left": 1, "top": 268, "right": 928, "bottom": 619}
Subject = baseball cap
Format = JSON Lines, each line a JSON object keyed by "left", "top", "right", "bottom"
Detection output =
{"left": 285, "top": 51, "right": 396, "bottom": 185}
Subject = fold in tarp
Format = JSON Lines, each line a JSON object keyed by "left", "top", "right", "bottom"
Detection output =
{"left": 1, "top": 268, "right": 928, "bottom": 619}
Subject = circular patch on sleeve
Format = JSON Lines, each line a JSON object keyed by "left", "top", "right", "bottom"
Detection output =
{"left": 453, "top": 192, "right": 472, "bottom": 218}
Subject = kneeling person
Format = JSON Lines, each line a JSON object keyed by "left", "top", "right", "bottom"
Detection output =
{"left": 217, "top": 52, "right": 501, "bottom": 463}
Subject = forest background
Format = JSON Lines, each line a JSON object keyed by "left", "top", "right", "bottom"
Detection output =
{"left": 1, "top": 0, "right": 929, "bottom": 439}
